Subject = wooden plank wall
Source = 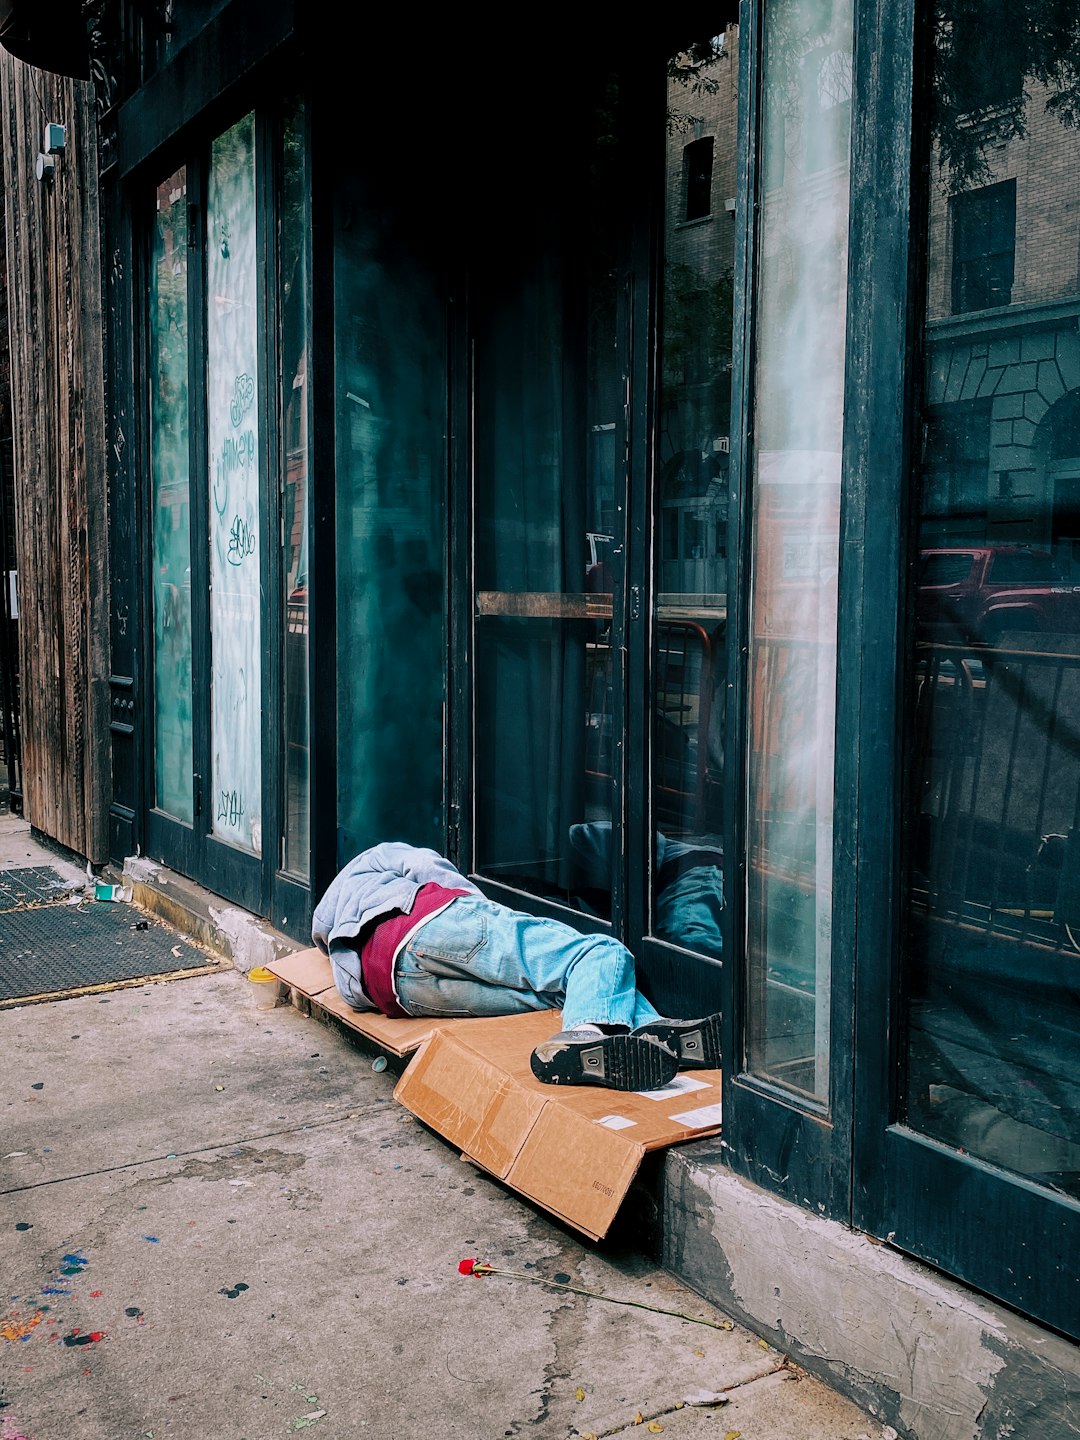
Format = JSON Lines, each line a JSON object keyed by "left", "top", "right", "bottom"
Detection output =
{"left": 0, "top": 58, "right": 109, "bottom": 862}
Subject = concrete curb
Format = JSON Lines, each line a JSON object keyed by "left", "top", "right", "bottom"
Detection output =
{"left": 661, "top": 1143, "right": 1080, "bottom": 1440}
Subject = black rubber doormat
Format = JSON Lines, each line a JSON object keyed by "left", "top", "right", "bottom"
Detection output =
{"left": 0, "top": 900, "right": 223, "bottom": 1005}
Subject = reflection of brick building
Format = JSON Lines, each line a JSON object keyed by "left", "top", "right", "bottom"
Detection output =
{"left": 663, "top": 34, "right": 740, "bottom": 292}
{"left": 923, "top": 79, "right": 1080, "bottom": 569}
{"left": 660, "top": 30, "right": 739, "bottom": 598}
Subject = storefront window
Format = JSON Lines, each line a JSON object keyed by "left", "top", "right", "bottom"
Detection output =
{"left": 901, "top": 0, "right": 1080, "bottom": 1197}
{"left": 149, "top": 165, "right": 193, "bottom": 823}
{"left": 651, "top": 30, "right": 737, "bottom": 962}
{"left": 745, "top": 0, "right": 853, "bottom": 1102}
{"left": 333, "top": 174, "right": 447, "bottom": 859}
{"left": 207, "top": 113, "right": 262, "bottom": 854}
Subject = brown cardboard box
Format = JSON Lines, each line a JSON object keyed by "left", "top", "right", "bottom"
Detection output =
{"left": 268, "top": 948, "right": 723, "bottom": 1238}
{"left": 394, "top": 1013, "right": 723, "bottom": 1240}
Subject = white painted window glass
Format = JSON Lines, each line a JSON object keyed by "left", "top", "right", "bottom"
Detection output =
{"left": 207, "top": 113, "right": 262, "bottom": 854}
{"left": 149, "top": 165, "right": 193, "bottom": 824}
{"left": 744, "top": 0, "right": 853, "bottom": 1102}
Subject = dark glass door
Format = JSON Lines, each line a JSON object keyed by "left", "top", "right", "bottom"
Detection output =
{"left": 642, "top": 28, "right": 738, "bottom": 1017}
{"left": 469, "top": 57, "right": 627, "bottom": 923}
{"left": 466, "top": 20, "right": 739, "bottom": 1027}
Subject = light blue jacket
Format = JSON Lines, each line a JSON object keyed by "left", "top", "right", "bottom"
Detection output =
{"left": 311, "top": 842, "right": 483, "bottom": 1010}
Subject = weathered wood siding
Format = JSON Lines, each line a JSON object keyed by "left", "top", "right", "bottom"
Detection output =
{"left": 0, "top": 58, "right": 109, "bottom": 862}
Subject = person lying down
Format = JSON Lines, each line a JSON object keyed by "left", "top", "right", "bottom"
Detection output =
{"left": 311, "top": 840, "right": 722, "bottom": 1093}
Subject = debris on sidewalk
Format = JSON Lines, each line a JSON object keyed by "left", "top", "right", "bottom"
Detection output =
{"left": 93, "top": 880, "right": 131, "bottom": 902}
{"left": 681, "top": 1387, "right": 731, "bottom": 1406}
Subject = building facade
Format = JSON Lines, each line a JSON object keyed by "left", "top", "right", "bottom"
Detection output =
{"left": 0, "top": 0, "right": 1077, "bottom": 1430}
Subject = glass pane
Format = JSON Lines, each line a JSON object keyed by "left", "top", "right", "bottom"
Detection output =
{"left": 901, "top": 0, "right": 1080, "bottom": 1199}
{"left": 280, "top": 99, "right": 310, "bottom": 879}
{"left": 149, "top": 165, "right": 193, "bottom": 823}
{"left": 745, "top": 0, "right": 853, "bottom": 1101}
{"left": 652, "top": 27, "right": 738, "bottom": 961}
{"left": 207, "top": 113, "right": 262, "bottom": 854}
{"left": 333, "top": 177, "right": 446, "bottom": 858}
{"left": 473, "top": 74, "right": 622, "bottom": 913}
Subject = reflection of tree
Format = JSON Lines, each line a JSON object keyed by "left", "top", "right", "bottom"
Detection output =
{"left": 931, "top": 0, "right": 1080, "bottom": 189}
{"left": 764, "top": 0, "right": 847, "bottom": 114}
{"left": 667, "top": 37, "right": 727, "bottom": 135}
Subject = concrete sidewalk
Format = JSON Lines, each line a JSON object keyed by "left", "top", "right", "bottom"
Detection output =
{"left": 0, "top": 817, "right": 893, "bottom": 1440}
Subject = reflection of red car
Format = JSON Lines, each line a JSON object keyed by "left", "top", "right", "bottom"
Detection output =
{"left": 916, "top": 546, "right": 1080, "bottom": 646}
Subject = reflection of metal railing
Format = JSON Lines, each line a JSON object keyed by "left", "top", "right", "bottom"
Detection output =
{"left": 582, "top": 616, "right": 724, "bottom": 834}
{"left": 911, "top": 639, "right": 1080, "bottom": 956}
{"left": 474, "top": 590, "right": 726, "bottom": 834}
{"left": 654, "top": 619, "right": 722, "bottom": 832}
{"left": 585, "top": 642, "right": 614, "bottom": 783}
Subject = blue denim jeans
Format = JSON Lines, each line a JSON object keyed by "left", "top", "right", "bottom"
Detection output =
{"left": 393, "top": 895, "right": 662, "bottom": 1030}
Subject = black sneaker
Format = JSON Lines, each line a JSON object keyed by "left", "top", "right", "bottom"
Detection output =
{"left": 530, "top": 1028, "right": 679, "bottom": 1091}
{"left": 632, "top": 1013, "right": 722, "bottom": 1069}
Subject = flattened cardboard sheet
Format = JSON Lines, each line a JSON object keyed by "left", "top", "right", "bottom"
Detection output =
{"left": 264, "top": 948, "right": 561, "bottom": 1058}
{"left": 505, "top": 1105, "right": 644, "bottom": 1233}
{"left": 395, "top": 1017, "right": 722, "bottom": 1240}
{"left": 267, "top": 947, "right": 337, "bottom": 999}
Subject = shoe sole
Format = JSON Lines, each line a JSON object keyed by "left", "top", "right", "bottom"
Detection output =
{"left": 636, "top": 1013, "right": 721, "bottom": 1069}
{"left": 530, "top": 1033, "right": 679, "bottom": 1091}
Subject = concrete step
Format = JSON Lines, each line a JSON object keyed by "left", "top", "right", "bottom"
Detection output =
{"left": 121, "top": 854, "right": 303, "bottom": 975}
